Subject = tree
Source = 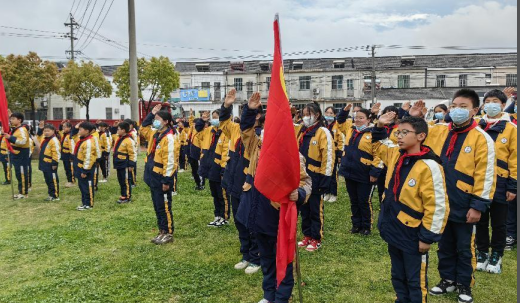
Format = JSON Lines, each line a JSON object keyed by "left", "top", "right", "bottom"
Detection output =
{"left": 0, "top": 52, "right": 58, "bottom": 127}
{"left": 58, "top": 60, "right": 112, "bottom": 121}
{"left": 113, "top": 56, "right": 180, "bottom": 115}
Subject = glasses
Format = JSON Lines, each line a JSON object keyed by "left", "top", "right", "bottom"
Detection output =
{"left": 394, "top": 130, "right": 417, "bottom": 138}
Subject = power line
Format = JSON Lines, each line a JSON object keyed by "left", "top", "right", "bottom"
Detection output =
{"left": 76, "top": 0, "right": 98, "bottom": 44}
{"left": 79, "top": 0, "right": 115, "bottom": 51}
{"left": 77, "top": 0, "right": 106, "bottom": 49}
{"left": 0, "top": 32, "right": 66, "bottom": 39}
{"left": 72, "top": 0, "right": 84, "bottom": 17}
{"left": 77, "top": 0, "right": 92, "bottom": 24}
{"left": 65, "top": 0, "right": 78, "bottom": 22}
{"left": 0, "top": 25, "right": 63, "bottom": 34}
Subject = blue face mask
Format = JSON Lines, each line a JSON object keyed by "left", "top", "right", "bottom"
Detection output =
{"left": 484, "top": 103, "right": 502, "bottom": 118}
{"left": 355, "top": 125, "right": 367, "bottom": 132}
{"left": 450, "top": 108, "right": 471, "bottom": 125}
{"left": 325, "top": 116, "right": 335, "bottom": 123}
{"left": 515, "top": 106, "right": 517, "bottom": 114}
{"left": 210, "top": 119, "right": 220, "bottom": 127}
{"left": 434, "top": 112, "right": 445, "bottom": 121}
{"left": 152, "top": 120, "right": 162, "bottom": 129}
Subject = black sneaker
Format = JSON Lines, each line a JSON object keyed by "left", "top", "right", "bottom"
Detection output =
{"left": 505, "top": 236, "right": 516, "bottom": 250}
{"left": 155, "top": 233, "right": 174, "bottom": 245}
{"left": 350, "top": 227, "right": 361, "bottom": 234}
{"left": 150, "top": 233, "right": 163, "bottom": 244}
{"left": 457, "top": 284, "right": 473, "bottom": 303}
{"left": 430, "top": 279, "right": 457, "bottom": 296}
{"left": 360, "top": 229, "right": 371, "bottom": 236}
{"left": 2, "top": 181, "right": 10, "bottom": 185}
{"left": 476, "top": 251, "right": 489, "bottom": 271}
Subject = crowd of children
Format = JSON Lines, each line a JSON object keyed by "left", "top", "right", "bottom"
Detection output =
{"left": 0, "top": 86, "right": 516, "bottom": 303}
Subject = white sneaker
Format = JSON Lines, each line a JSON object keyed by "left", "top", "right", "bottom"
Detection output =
{"left": 207, "top": 217, "right": 220, "bottom": 227}
{"left": 323, "top": 194, "right": 330, "bottom": 202}
{"left": 486, "top": 253, "right": 502, "bottom": 274}
{"left": 77, "top": 205, "right": 92, "bottom": 211}
{"left": 258, "top": 299, "right": 270, "bottom": 303}
{"left": 179, "top": 169, "right": 185, "bottom": 173}
{"left": 328, "top": 195, "right": 337, "bottom": 203}
{"left": 65, "top": 182, "right": 75, "bottom": 188}
{"left": 99, "top": 179, "right": 108, "bottom": 183}
{"left": 245, "top": 264, "right": 261, "bottom": 275}
{"left": 14, "top": 194, "right": 27, "bottom": 200}
{"left": 234, "top": 260, "right": 250, "bottom": 270}
{"left": 172, "top": 192, "right": 178, "bottom": 196}
{"left": 476, "top": 252, "right": 489, "bottom": 272}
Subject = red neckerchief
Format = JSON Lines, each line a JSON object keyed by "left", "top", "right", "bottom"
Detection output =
{"left": 8, "top": 126, "right": 21, "bottom": 136}
{"left": 446, "top": 121, "right": 477, "bottom": 159}
{"left": 349, "top": 126, "right": 366, "bottom": 145}
{"left": 41, "top": 135, "right": 55, "bottom": 148}
{"left": 234, "top": 138, "right": 242, "bottom": 156}
{"left": 326, "top": 121, "right": 336, "bottom": 132}
{"left": 393, "top": 146, "right": 431, "bottom": 200}
{"left": 384, "top": 124, "right": 398, "bottom": 136}
{"left": 299, "top": 124, "right": 319, "bottom": 147}
{"left": 74, "top": 135, "right": 93, "bottom": 155}
{"left": 113, "top": 134, "right": 129, "bottom": 152}
{"left": 150, "top": 129, "right": 173, "bottom": 155}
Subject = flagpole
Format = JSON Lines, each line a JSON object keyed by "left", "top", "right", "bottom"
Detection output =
{"left": 295, "top": 241, "right": 304, "bottom": 303}
{"left": 8, "top": 151, "right": 14, "bottom": 200}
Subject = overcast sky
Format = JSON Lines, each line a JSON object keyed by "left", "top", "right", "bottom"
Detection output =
{"left": 0, "top": 0, "right": 517, "bottom": 65}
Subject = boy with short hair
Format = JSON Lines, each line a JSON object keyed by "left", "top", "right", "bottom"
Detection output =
{"left": 74, "top": 122, "right": 98, "bottom": 211}
{"left": 97, "top": 122, "right": 111, "bottom": 183}
{"left": 60, "top": 122, "right": 75, "bottom": 188}
{"left": 37, "top": 123, "right": 61, "bottom": 201}
{"left": 374, "top": 114, "right": 450, "bottom": 303}
{"left": 113, "top": 121, "right": 137, "bottom": 204}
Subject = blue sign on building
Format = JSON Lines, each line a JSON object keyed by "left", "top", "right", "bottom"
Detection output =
{"left": 180, "top": 89, "right": 211, "bottom": 102}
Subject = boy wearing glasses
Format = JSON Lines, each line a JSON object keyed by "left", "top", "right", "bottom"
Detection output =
{"left": 373, "top": 114, "right": 450, "bottom": 303}
{"left": 408, "top": 89, "right": 497, "bottom": 303}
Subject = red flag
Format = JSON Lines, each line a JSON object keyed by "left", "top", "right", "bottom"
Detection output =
{"left": 254, "top": 14, "right": 301, "bottom": 287}
{"left": 0, "top": 71, "right": 13, "bottom": 153}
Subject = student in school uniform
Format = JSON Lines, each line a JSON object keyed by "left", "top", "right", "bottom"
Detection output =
{"left": 74, "top": 122, "right": 98, "bottom": 211}
{"left": 89, "top": 127, "right": 102, "bottom": 191}
{"left": 296, "top": 103, "right": 334, "bottom": 252}
{"left": 195, "top": 109, "right": 230, "bottom": 227}
{"left": 37, "top": 123, "right": 61, "bottom": 201}
{"left": 336, "top": 106, "right": 383, "bottom": 236}
{"left": 124, "top": 119, "right": 139, "bottom": 188}
{"left": 373, "top": 113, "right": 450, "bottom": 303}
{"left": 140, "top": 105, "right": 177, "bottom": 245}
{"left": 0, "top": 124, "right": 11, "bottom": 185}
{"left": 240, "top": 93, "right": 312, "bottom": 303}
{"left": 97, "top": 122, "right": 111, "bottom": 183}
{"left": 323, "top": 106, "right": 345, "bottom": 203}
{"left": 188, "top": 110, "right": 206, "bottom": 190}
{"left": 25, "top": 124, "right": 35, "bottom": 192}
{"left": 1, "top": 113, "right": 31, "bottom": 199}
{"left": 407, "top": 90, "right": 497, "bottom": 303}
{"left": 112, "top": 121, "right": 137, "bottom": 204}
{"left": 475, "top": 90, "right": 517, "bottom": 274}
{"left": 60, "top": 122, "right": 75, "bottom": 188}
{"left": 177, "top": 120, "right": 189, "bottom": 172}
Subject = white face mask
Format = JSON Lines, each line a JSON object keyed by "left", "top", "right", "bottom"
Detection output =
{"left": 303, "top": 115, "right": 316, "bottom": 127}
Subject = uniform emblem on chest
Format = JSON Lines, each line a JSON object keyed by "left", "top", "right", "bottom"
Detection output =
{"left": 501, "top": 138, "right": 508, "bottom": 144}
{"left": 312, "top": 140, "right": 318, "bottom": 145}
{"left": 408, "top": 179, "right": 417, "bottom": 187}
{"left": 156, "top": 145, "right": 161, "bottom": 150}
{"left": 366, "top": 136, "right": 371, "bottom": 140}
{"left": 464, "top": 146, "right": 472, "bottom": 153}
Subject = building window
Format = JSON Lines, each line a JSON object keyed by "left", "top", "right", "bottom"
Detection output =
{"left": 66, "top": 107, "right": 74, "bottom": 119}
{"left": 333, "top": 103, "right": 347, "bottom": 111}
{"left": 353, "top": 103, "right": 362, "bottom": 108}
{"left": 346, "top": 79, "right": 354, "bottom": 90}
{"left": 53, "top": 107, "right": 63, "bottom": 120}
{"left": 299, "top": 76, "right": 311, "bottom": 90}
{"left": 196, "top": 64, "right": 210, "bottom": 72}
{"left": 333, "top": 62, "right": 345, "bottom": 69}
{"left": 459, "top": 75, "right": 468, "bottom": 87}
{"left": 260, "top": 62, "right": 271, "bottom": 72}
{"left": 234, "top": 78, "right": 243, "bottom": 91}
{"left": 201, "top": 82, "right": 210, "bottom": 89}
{"left": 214, "top": 82, "right": 221, "bottom": 101}
{"left": 246, "top": 82, "right": 254, "bottom": 99}
{"left": 398, "top": 75, "right": 410, "bottom": 89}
{"left": 332, "top": 75, "right": 343, "bottom": 90}
{"left": 293, "top": 62, "right": 303, "bottom": 70}
{"left": 485, "top": 74, "right": 492, "bottom": 84}
{"left": 506, "top": 74, "right": 517, "bottom": 87}
{"left": 106, "top": 107, "right": 113, "bottom": 120}
{"left": 266, "top": 77, "right": 271, "bottom": 91}
{"left": 436, "top": 75, "right": 446, "bottom": 88}
{"left": 393, "top": 103, "right": 403, "bottom": 108}
{"left": 183, "top": 83, "right": 190, "bottom": 89}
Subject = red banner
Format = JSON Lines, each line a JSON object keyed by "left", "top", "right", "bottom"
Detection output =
{"left": 0, "top": 71, "right": 13, "bottom": 153}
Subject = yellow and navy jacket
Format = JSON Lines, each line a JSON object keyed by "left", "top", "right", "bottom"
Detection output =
{"left": 371, "top": 129, "right": 450, "bottom": 255}
{"left": 325, "top": 120, "right": 346, "bottom": 160}
{"left": 188, "top": 115, "right": 203, "bottom": 161}
{"left": 7, "top": 126, "right": 30, "bottom": 159}
{"left": 73, "top": 135, "right": 97, "bottom": 174}
{"left": 60, "top": 132, "right": 75, "bottom": 161}
{"left": 297, "top": 122, "right": 334, "bottom": 194}
{"left": 0, "top": 135, "right": 8, "bottom": 161}
{"left": 337, "top": 109, "right": 384, "bottom": 184}
{"left": 238, "top": 104, "right": 312, "bottom": 237}
{"left": 141, "top": 113, "right": 177, "bottom": 188}
{"left": 99, "top": 131, "right": 112, "bottom": 156}
{"left": 219, "top": 104, "right": 250, "bottom": 199}
{"left": 112, "top": 135, "right": 137, "bottom": 170}
{"left": 477, "top": 113, "right": 517, "bottom": 203}
{"left": 37, "top": 134, "right": 61, "bottom": 172}
{"left": 195, "top": 120, "right": 229, "bottom": 183}
{"left": 91, "top": 131, "right": 102, "bottom": 160}
{"left": 424, "top": 119, "right": 496, "bottom": 223}
{"left": 172, "top": 127, "right": 182, "bottom": 172}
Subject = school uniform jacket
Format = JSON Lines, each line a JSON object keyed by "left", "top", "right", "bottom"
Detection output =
{"left": 113, "top": 135, "right": 137, "bottom": 170}
{"left": 337, "top": 109, "right": 384, "bottom": 183}
{"left": 141, "top": 113, "right": 177, "bottom": 188}
{"left": 477, "top": 113, "right": 517, "bottom": 203}
{"left": 74, "top": 135, "right": 97, "bottom": 174}
{"left": 237, "top": 104, "right": 312, "bottom": 237}
{"left": 60, "top": 132, "right": 75, "bottom": 161}
{"left": 91, "top": 131, "right": 102, "bottom": 160}
{"left": 372, "top": 130, "right": 450, "bottom": 255}
{"left": 37, "top": 135, "right": 61, "bottom": 172}
{"left": 188, "top": 116, "right": 203, "bottom": 161}
{"left": 7, "top": 126, "right": 30, "bottom": 159}
{"left": 0, "top": 135, "right": 8, "bottom": 161}
{"left": 423, "top": 119, "right": 497, "bottom": 223}
{"left": 195, "top": 120, "right": 229, "bottom": 183}
{"left": 325, "top": 120, "right": 346, "bottom": 160}
{"left": 99, "top": 131, "right": 112, "bottom": 155}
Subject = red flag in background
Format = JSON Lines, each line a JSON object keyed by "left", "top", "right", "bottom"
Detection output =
{"left": 0, "top": 71, "right": 13, "bottom": 153}
{"left": 254, "top": 14, "right": 301, "bottom": 287}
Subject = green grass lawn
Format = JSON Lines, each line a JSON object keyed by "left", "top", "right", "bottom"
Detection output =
{"left": 0, "top": 158, "right": 516, "bottom": 303}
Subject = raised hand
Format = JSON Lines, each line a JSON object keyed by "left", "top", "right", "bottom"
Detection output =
{"left": 224, "top": 89, "right": 237, "bottom": 108}
{"left": 402, "top": 101, "right": 412, "bottom": 111}
{"left": 248, "top": 92, "right": 261, "bottom": 110}
{"left": 504, "top": 87, "right": 517, "bottom": 99}
{"left": 189, "top": 108, "right": 194, "bottom": 117}
{"left": 409, "top": 100, "right": 426, "bottom": 118}
{"left": 371, "top": 102, "right": 381, "bottom": 115}
{"left": 152, "top": 104, "right": 162, "bottom": 115}
{"left": 114, "top": 120, "right": 121, "bottom": 127}
{"left": 344, "top": 104, "right": 352, "bottom": 112}
{"left": 377, "top": 112, "right": 397, "bottom": 127}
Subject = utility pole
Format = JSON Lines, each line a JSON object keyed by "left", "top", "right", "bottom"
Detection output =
{"left": 128, "top": 0, "right": 139, "bottom": 123}
{"left": 371, "top": 45, "right": 376, "bottom": 107}
{"left": 64, "top": 14, "right": 80, "bottom": 60}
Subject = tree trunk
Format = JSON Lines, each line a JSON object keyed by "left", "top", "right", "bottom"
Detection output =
{"left": 85, "top": 101, "right": 90, "bottom": 122}
{"left": 30, "top": 98, "right": 36, "bottom": 134}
